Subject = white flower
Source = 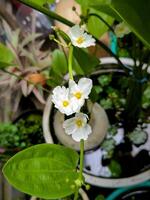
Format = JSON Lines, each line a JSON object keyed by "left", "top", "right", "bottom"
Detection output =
{"left": 63, "top": 113, "right": 92, "bottom": 142}
{"left": 115, "top": 21, "right": 131, "bottom": 38}
{"left": 69, "top": 78, "right": 93, "bottom": 112}
{"left": 68, "top": 25, "right": 96, "bottom": 48}
{"left": 52, "top": 86, "right": 74, "bottom": 116}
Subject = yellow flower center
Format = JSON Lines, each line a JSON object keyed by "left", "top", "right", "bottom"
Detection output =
{"left": 75, "top": 119, "right": 83, "bottom": 127}
{"left": 74, "top": 92, "right": 82, "bottom": 99}
{"left": 76, "top": 36, "right": 85, "bottom": 44}
{"left": 62, "top": 100, "right": 69, "bottom": 107}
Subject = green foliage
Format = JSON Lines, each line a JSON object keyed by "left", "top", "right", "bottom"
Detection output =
{"left": 51, "top": 49, "right": 68, "bottom": 76}
{"left": 108, "top": 160, "right": 122, "bottom": 177}
{"left": 0, "top": 123, "right": 18, "bottom": 148}
{"left": 3, "top": 144, "right": 79, "bottom": 199}
{"left": 100, "top": 98, "right": 113, "bottom": 109}
{"left": 128, "top": 129, "right": 148, "bottom": 145}
{"left": 76, "top": 0, "right": 150, "bottom": 48}
{"left": 92, "top": 73, "right": 127, "bottom": 113}
{"left": 48, "top": 50, "right": 68, "bottom": 86}
{"left": 98, "top": 74, "right": 112, "bottom": 86}
{"left": 16, "top": 114, "right": 44, "bottom": 146}
{"left": 0, "top": 43, "right": 15, "bottom": 69}
{"left": 90, "top": 87, "right": 100, "bottom": 102}
{"left": 93, "top": 85, "right": 103, "bottom": 94}
{"left": 47, "top": 49, "right": 84, "bottom": 87}
{"left": 108, "top": 125, "right": 118, "bottom": 136}
{"left": 101, "top": 138, "right": 116, "bottom": 152}
{"left": 0, "top": 113, "right": 44, "bottom": 150}
{"left": 87, "top": 8, "right": 114, "bottom": 38}
{"left": 47, "top": 69, "right": 63, "bottom": 87}
{"left": 142, "top": 84, "right": 150, "bottom": 109}
{"left": 101, "top": 126, "right": 118, "bottom": 159}
{"left": 28, "top": 0, "right": 55, "bottom": 7}
{"left": 73, "top": 47, "right": 100, "bottom": 75}
{"left": 95, "top": 195, "right": 105, "bottom": 200}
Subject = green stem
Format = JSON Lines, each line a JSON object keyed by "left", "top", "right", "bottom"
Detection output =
{"left": 68, "top": 45, "right": 74, "bottom": 80}
{"left": 74, "top": 188, "right": 79, "bottom": 200}
{"left": 79, "top": 139, "right": 84, "bottom": 180}
{"left": 73, "top": 139, "right": 84, "bottom": 200}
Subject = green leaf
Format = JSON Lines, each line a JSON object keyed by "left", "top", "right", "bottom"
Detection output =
{"left": 89, "top": 87, "right": 99, "bottom": 102}
{"left": 29, "top": 0, "right": 55, "bottom": 6}
{"left": 51, "top": 49, "right": 68, "bottom": 76}
{"left": 88, "top": 0, "right": 150, "bottom": 48}
{"left": 109, "top": 160, "right": 122, "bottom": 177}
{"left": 87, "top": 9, "right": 114, "bottom": 38}
{"left": 98, "top": 74, "right": 112, "bottom": 86}
{"left": 3, "top": 144, "right": 79, "bottom": 199}
{"left": 72, "top": 57, "right": 84, "bottom": 75}
{"left": 73, "top": 47, "right": 100, "bottom": 75}
{"left": 95, "top": 195, "right": 105, "bottom": 200}
{"left": 76, "top": 0, "right": 121, "bottom": 20}
{"left": 0, "top": 43, "right": 15, "bottom": 69}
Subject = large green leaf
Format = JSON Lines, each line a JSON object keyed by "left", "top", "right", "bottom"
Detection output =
{"left": 73, "top": 48, "right": 100, "bottom": 75}
{"left": 76, "top": 0, "right": 121, "bottom": 20}
{"left": 3, "top": 144, "right": 79, "bottom": 199}
{"left": 0, "top": 43, "right": 15, "bottom": 69}
{"left": 87, "top": 8, "right": 114, "bottom": 38}
{"left": 76, "top": 0, "right": 150, "bottom": 48}
{"left": 51, "top": 49, "right": 68, "bottom": 76}
{"left": 28, "top": 0, "right": 55, "bottom": 6}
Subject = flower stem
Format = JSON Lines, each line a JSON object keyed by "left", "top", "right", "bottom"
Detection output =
{"left": 73, "top": 139, "right": 84, "bottom": 200}
{"left": 68, "top": 45, "right": 74, "bottom": 80}
{"left": 74, "top": 188, "right": 79, "bottom": 200}
{"left": 79, "top": 139, "right": 84, "bottom": 180}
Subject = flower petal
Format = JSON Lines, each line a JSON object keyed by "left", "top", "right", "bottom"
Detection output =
{"left": 78, "top": 78, "right": 93, "bottom": 98}
{"left": 71, "top": 97, "right": 85, "bottom": 112}
{"left": 71, "top": 124, "right": 91, "bottom": 142}
{"left": 63, "top": 118, "right": 77, "bottom": 135}
{"left": 68, "top": 25, "right": 84, "bottom": 38}
{"left": 52, "top": 85, "right": 74, "bottom": 115}
{"left": 69, "top": 79, "right": 79, "bottom": 93}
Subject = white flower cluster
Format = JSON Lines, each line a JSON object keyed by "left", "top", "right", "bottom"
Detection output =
{"left": 52, "top": 25, "right": 95, "bottom": 142}
{"left": 52, "top": 78, "right": 93, "bottom": 142}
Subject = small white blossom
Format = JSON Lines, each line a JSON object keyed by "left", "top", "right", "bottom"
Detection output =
{"left": 68, "top": 25, "right": 96, "bottom": 48}
{"left": 63, "top": 113, "right": 92, "bottom": 142}
{"left": 52, "top": 86, "right": 74, "bottom": 116}
{"left": 115, "top": 21, "right": 131, "bottom": 38}
{"left": 69, "top": 78, "right": 93, "bottom": 112}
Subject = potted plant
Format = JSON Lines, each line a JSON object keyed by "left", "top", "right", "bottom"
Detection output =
{"left": 43, "top": 56, "right": 150, "bottom": 188}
